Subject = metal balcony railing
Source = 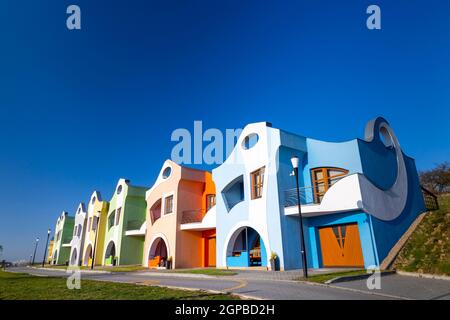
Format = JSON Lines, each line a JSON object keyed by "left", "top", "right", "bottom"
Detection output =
{"left": 126, "top": 219, "right": 144, "bottom": 231}
{"left": 284, "top": 174, "right": 350, "bottom": 207}
{"left": 181, "top": 209, "right": 206, "bottom": 224}
{"left": 421, "top": 186, "right": 439, "bottom": 211}
{"left": 284, "top": 186, "right": 315, "bottom": 207}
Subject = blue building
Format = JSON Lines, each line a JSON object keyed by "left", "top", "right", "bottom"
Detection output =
{"left": 212, "top": 117, "right": 427, "bottom": 270}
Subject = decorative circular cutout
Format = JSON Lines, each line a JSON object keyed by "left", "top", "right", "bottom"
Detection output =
{"left": 379, "top": 125, "right": 394, "bottom": 148}
{"left": 91, "top": 196, "right": 96, "bottom": 204}
{"left": 162, "top": 167, "right": 172, "bottom": 179}
{"left": 241, "top": 133, "right": 259, "bottom": 150}
{"left": 117, "top": 185, "right": 122, "bottom": 195}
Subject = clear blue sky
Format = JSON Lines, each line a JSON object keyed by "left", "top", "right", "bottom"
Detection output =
{"left": 0, "top": 1, "right": 449, "bottom": 261}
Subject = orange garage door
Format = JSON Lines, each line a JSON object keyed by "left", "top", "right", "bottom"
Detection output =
{"left": 318, "top": 223, "right": 364, "bottom": 267}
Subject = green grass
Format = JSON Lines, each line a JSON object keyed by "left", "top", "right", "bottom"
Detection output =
{"left": 394, "top": 194, "right": 450, "bottom": 275}
{"left": 0, "top": 270, "right": 238, "bottom": 300}
{"left": 295, "top": 270, "right": 367, "bottom": 283}
{"left": 172, "top": 268, "right": 238, "bottom": 276}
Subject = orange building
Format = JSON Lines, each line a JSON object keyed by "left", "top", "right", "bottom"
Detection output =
{"left": 143, "top": 160, "right": 216, "bottom": 269}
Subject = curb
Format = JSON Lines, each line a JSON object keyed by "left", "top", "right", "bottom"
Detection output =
{"left": 325, "top": 271, "right": 396, "bottom": 284}
{"left": 396, "top": 270, "right": 450, "bottom": 281}
{"left": 134, "top": 272, "right": 215, "bottom": 279}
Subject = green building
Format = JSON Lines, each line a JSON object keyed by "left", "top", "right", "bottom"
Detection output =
{"left": 50, "top": 211, "right": 75, "bottom": 265}
{"left": 102, "top": 179, "right": 147, "bottom": 266}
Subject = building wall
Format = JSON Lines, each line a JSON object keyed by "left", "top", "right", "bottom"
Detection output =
{"left": 47, "top": 240, "right": 54, "bottom": 263}
{"left": 103, "top": 179, "right": 146, "bottom": 266}
{"left": 119, "top": 185, "right": 147, "bottom": 265}
{"left": 51, "top": 212, "right": 75, "bottom": 265}
{"left": 214, "top": 123, "right": 294, "bottom": 269}
{"left": 69, "top": 203, "right": 87, "bottom": 266}
{"left": 366, "top": 154, "right": 426, "bottom": 263}
{"left": 143, "top": 160, "right": 214, "bottom": 269}
{"left": 82, "top": 191, "right": 109, "bottom": 266}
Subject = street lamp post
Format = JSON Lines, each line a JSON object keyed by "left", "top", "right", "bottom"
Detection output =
{"left": 31, "top": 237, "right": 39, "bottom": 266}
{"left": 42, "top": 229, "right": 51, "bottom": 267}
{"left": 91, "top": 214, "right": 100, "bottom": 270}
{"left": 291, "top": 156, "right": 308, "bottom": 278}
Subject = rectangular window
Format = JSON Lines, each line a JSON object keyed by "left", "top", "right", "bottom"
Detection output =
{"left": 92, "top": 216, "right": 98, "bottom": 231}
{"left": 115, "top": 207, "right": 121, "bottom": 225}
{"left": 88, "top": 217, "right": 92, "bottom": 232}
{"left": 165, "top": 195, "right": 173, "bottom": 214}
{"left": 206, "top": 194, "right": 216, "bottom": 211}
{"left": 108, "top": 210, "right": 115, "bottom": 229}
{"left": 250, "top": 167, "right": 265, "bottom": 199}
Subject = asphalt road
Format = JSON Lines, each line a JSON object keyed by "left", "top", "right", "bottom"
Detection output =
{"left": 6, "top": 267, "right": 450, "bottom": 300}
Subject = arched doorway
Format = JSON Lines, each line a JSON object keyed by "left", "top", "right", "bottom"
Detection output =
{"left": 104, "top": 241, "right": 116, "bottom": 266}
{"left": 226, "top": 227, "right": 267, "bottom": 267}
{"left": 148, "top": 237, "right": 168, "bottom": 268}
{"left": 84, "top": 244, "right": 93, "bottom": 266}
{"left": 70, "top": 248, "right": 78, "bottom": 266}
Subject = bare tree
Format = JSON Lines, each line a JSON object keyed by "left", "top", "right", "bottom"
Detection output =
{"left": 420, "top": 162, "right": 450, "bottom": 194}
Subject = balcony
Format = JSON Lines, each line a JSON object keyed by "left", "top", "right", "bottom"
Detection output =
{"left": 124, "top": 219, "right": 146, "bottom": 237}
{"left": 283, "top": 173, "right": 364, "bottom": 217}
{"left": 181, "top": 209, "right": 206, "bottom": 224}
{"left": 126, "top": 219, "right": 144, "bottom": 231}
{"left": 180, "top": 206, "right": 216, "bottom": 231}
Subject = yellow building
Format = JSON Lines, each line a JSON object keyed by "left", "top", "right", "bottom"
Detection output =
{"left": 81, "top": 191, "right": 109, "bottom": 267}
{"left": 47, "top": 239, "right": 54, "bottom": 264}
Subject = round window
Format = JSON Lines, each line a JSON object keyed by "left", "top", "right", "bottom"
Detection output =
{"left": 91, "top": 196, "right": 96, "bottom": 204}
{"left": 242, "top": 133, "right": 259, "bottom": 150}
{"left": 162, "top": 167, "right": 172, "bottom": 179}
{"left": 117, "top": 185, "right": 123, "bottom": 195}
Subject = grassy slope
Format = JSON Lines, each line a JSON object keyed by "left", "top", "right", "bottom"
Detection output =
{"left": 0, "top": 271, "right": 238, "bottom": 300}
{"left": 394, "top": 194, "right": 450, "bottom": 275}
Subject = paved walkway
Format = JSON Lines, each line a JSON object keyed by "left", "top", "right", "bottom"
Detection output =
{"left": 7, "top": 267, "right": 450, "bottom": 300}
{"left": 332, "top": 273, "right": 450, "bottom": 300}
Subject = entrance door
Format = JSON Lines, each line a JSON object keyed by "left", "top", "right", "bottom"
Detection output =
{"left": 319, "top": 223, "right": 364, "bottom": 267}
{"left": 207, "top": 237, "right": 216, "bottom": 267}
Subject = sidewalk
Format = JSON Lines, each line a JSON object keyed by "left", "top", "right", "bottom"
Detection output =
{"left": 134, "top": 267, "right": 358, "bottom": 281}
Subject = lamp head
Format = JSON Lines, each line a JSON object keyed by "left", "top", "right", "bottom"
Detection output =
{"left": 290, "top": 156, "right": 300, "bottom": 169}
